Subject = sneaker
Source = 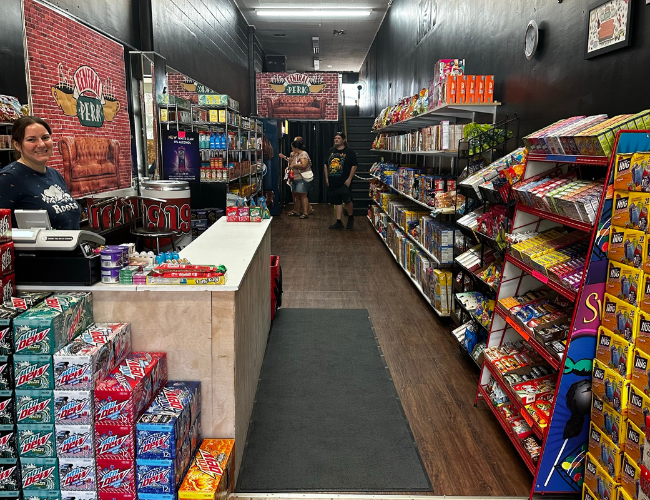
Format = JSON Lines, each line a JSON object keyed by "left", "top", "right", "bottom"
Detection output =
{"left": 329, "top": 220, "right": 344, "bottom": 230}
{"left": 346, "top": 216, "right": 355, "bottom": 229}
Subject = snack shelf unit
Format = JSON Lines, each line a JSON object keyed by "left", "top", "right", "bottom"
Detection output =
{"left": 452, "top": 295, "right": 491, "bottom": 369}
{"left": 370, "top": 149, "right": 458, "bottom": 158}
{"left": 474, "top": 142, "right": 623, "bottom": 496}
{"left": 371, "top": 200, "right": 451, "bottom": 267}
{"left": 368, "top": 216, "right": 450, "bottom": 317}
{"left": 370, "top": 174, "right": 456, "bottom": 215}
{"left": 371, "top": 103, "right": 501, "bottom": 133}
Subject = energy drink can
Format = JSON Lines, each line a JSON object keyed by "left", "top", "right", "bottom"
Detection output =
{"left": 18, "top": 424, "right": 56, "bottom": 458}
{"left": 21, "top": 457, "right": 59, "bottom": 490}
{"left": 58, "top": 458, "right": 96, "bottom": 491}
{"left": 56, "top": 424, "right": 94, "bottom": 459}
{"left": 14, "top": 355, "right": 54, "bottom": 390}
{"left": 54, "top": 391, "right": 92, "bottom": 425}
{"left": 16, "top": 390, "right": 54, "bottom": 424}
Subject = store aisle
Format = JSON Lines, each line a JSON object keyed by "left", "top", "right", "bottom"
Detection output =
{"left": 270, "top": 206, "right": 531, "bottom": 496}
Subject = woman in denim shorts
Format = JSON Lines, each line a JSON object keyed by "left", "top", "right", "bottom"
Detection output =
{"left": 288, "top": 139, "right": 313, "bottom": 219}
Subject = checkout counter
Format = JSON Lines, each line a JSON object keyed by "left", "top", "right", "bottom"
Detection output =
{"left": 17, "top": 217, "right": 272, "bottom": 479}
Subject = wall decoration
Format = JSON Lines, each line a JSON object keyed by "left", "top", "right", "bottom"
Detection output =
{"left": 23, "top": 0, "right": 132, "bottom": 197}
{"left": 417, "top": 0, "right": 437, "bottom": 44}
{"left": 256, "top": 72, "right": 339, "bottom": 121}
{"left": 168, "top": 71, "right": 217, "bottom": 104}
{"left": 585, "top": 0, "right": 632, "bottom": 59}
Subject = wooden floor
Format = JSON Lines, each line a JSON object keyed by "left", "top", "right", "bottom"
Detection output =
{"left": 269, "top": 206, "right": 531, "bottom": 497}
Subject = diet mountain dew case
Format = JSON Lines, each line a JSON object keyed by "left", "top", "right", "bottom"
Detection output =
{"left": 18, "top": 424, "right": 56, "bottom": 457}
{"left": 13, "top": 292, "right": 93, "bottom": 355}
{"left": 0, "top": 425, "right": 17, "bottom": 459}
{"left": 0, "top": 356, "right": 13, "bottom": 391}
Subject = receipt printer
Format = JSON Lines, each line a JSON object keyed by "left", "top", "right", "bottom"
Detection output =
{"left": 13, "top": 210, "right": 106, "bottom": 286}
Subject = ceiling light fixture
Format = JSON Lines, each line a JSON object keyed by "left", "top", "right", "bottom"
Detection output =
{"left": 313, "top": 58, "right": 320, "bottom": 70}
{"left": 327, "top": 65, "right": 332, "bottom": 68}
{"left": 312, "top": 36, "right": 320, "bottom": 55}
{"left": 256, "top": 9, "right": 372, "bottom": 17}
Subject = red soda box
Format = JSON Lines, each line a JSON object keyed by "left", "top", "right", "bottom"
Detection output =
{"left": 0, "top": 275, "right": 14, "bottom": 308}
{"left": 226, "top": 207, "right": 238, "bottom": 222}
{"left": 96, "top": 458, "right": 136, "bottom": 494}
{"left": 94, "top": 353, "right": 167, "bottom": 427}
{"left": 0, "top": 210, "right": 11, "bottom": 245}
{"left": 95, "top": 424, "right": 135, "bottom": 460}
{"left": 455, "top": 75, "right": 467, "bottom": 104}
{"left": 0, "top": 243, "right": 14, "bottom": 278}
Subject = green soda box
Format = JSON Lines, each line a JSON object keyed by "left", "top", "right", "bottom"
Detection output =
{"left": 18, "top": 424, "right": 56, "bottom": 458}
{"left": 14, "top": 355, "right": 54, "bottom": 390}
{"left": 14, "top": 292, "right": 93, "bottom": 355}
{"left": 0, "top": 458, "right": 19, "bottom": 492}
{"left": 21, "top": 457, "right": 59, "bottom": 490}
{"left": 0, "top": 308, "right": 20, "bottom": 356}
{"left": 15, "top": 390, "right": 54, "bottom": 424}
{"left": 21, "top": 491, "right": 60, "bottom": 500}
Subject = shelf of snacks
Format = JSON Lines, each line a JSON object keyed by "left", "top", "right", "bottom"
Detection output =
{"left": 477, "top": 382, "right": 540, "bottom": 474}
{"left": 368, "top": 213, "right": 452, "bottom": 317}
{"left": 457, "top": 206, "right": 508, "bottom": 252}
{"left": 526, "top": 153, "right": 610, "bottom": 166}
{"left": 452, "top": 320, "right": 485, "bottom": 368}
{"left": 370, "top": 161, "right": 462, "bottom": 215}
{"left": 482, "top": 345, "right": 554, "bottom": 440}
{"left": 458, "top": 147, "right": 526, "bottom": 203}
{"left": 371, "top": 149, "right": 458, "bottom": 158}
{"left": 504, "top": 254, "right": 577, "bottom": 303}
{"left": 373, "top": 103, "right": 501, "bottom": 133}
{"left": 515, "top": 203, "right": 594, "bottom": 233}
{"left": 455, "top": 245, "right": 502, "bottom": 295}
{"left": 455, "top": 291, "right": 494, "bottom": 330}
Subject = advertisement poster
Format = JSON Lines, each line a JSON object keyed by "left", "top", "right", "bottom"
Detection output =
{"left": 256, "top": 72, "right": 339, "bottom": 121}
{"left": 161, "top": 131, "right": 200, "bottom": 182}
{"left": 22, "top": 0, "right": 132, "bottom": 197}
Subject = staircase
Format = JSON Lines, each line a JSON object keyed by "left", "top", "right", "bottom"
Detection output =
{"left": 346, "top": 116, "right": 382, "bottom": 215}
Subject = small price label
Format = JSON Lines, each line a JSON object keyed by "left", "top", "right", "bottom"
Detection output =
{"left": 507, "top": 317, "right": 530, "bottom": 342}
{"left": 531, "top": 270, "right": 548, "bottom": 283}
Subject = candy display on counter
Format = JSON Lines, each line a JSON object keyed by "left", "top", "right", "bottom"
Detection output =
{"left": 226, "top": 195, "right": 270, "bottom": 223}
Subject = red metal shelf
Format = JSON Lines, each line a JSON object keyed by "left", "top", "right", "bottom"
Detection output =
{"left": 494, "top": 306, "right": 561, "bottom": 371}
{"left": 482, "top": 359, "right": 546, "bottom": 441}
{"left": 504, "top": 254, "right": 577, "bottom": 302}
{"left": 515, "top": 203, "right": 593, "bottom": 233}
{"left": 526, "top": 153, "right": 610, "bottom": 166}
{"left": 477, "top": 383, "right": 538, "bottom": 474}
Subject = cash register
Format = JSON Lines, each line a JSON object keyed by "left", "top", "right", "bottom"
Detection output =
{"left": 13, "top": 210, "right": 105, "bottom": 285}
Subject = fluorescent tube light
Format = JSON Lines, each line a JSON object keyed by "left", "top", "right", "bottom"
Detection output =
{"left": 256, "top": 9, "right": 371, "bottom": 17}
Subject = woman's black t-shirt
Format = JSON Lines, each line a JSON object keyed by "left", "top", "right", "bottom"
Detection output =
{"left": 0, "top": 161, "right": 81, "bottom": 230}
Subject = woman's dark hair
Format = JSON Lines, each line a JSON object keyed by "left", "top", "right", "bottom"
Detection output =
{"left": 11, "top": 116, "right": 52, "bottom": 160}
{"left": 291, "top": 139, "right": 305, "bottom": 151}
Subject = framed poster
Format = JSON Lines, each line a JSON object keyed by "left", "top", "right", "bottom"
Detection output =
{"left": 161, "top": 131, "right": 200, "bottom": 182}
{"left": 585, "top": 0, "right": 633, "bottom": 59}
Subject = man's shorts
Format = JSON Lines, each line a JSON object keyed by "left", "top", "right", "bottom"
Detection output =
{"left": 329, "top": 184, "right": 351, "bottom": 205}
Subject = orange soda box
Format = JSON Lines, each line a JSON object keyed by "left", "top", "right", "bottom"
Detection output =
{"left": 466, "top": 76, "right": 477, "bottom": 104}
{"left": 455, "top": 75, "right": 467, "bottom": 104}
{"left": 445, "top": 75, "right": 456, "bottom": 104}
{"left": 477, "top": 76, "right": 486, "bottom": 104}
{"left": 485, "top": 75, "right": 495, "bottom": 103}
{"left": 178, "top": 439, "right": 234, "bottom": 500}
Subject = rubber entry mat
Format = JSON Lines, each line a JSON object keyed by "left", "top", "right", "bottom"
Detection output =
{"left": 236, "top": 308, "right": 432, "bottom": 492}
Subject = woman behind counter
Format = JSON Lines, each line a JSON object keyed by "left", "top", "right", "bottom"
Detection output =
{"left": 0, "top": 116, "right": 81, "bottom": 230}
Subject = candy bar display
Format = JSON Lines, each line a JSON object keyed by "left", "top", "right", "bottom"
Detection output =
{"left": 455, "top": 245, "right": 502, "bottom": 292}
{"left": 225, "top": 195, "right": 271, "bottom": 223}
{"left": 459, "top": 147, "right": 526, "bottom": 200}
{"left": 457, "top": 205, "right": 509, "bottom": 249}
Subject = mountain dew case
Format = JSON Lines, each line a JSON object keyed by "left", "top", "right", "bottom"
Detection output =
{"left": 16, "top": 390, "right": 54, "bottom": 424}
{"left": 55, "top": 391, "right": 92, "bottom": 425}
{"left": 178, "top": 439, "right": 234, "bottom": 500}
{"left": 21, "top": 457, "right": 59, "bottom": 490}
{"left": 13, "top": 292, "right": 93, "bottom": 355}
{"left": 18, "top": 424, "right": 56, "bottom": 457}
{"left": 14, "top": 355, "right": 54, "bottom": 390}
{"left": 0, "top": 391, "right": 14, "bottom": 425}
{"left": 0, "top": 356, "right": 13, "bottom": 391}
{"left": 0, "top": 307, "right": 20, "bottom": 355}
{"left": 58, "top": 457, "right": 96, "bottom": 491}
{"left": 0, "top": 458, "right": 19, "bottom": 491}
{"left": 22, "top": 491, "right": 60, "bottom": 500}
{"left": 56, "top": 425, "right": 94, "bottom": 458}
{"left": 0, "top": 425, "right": 16, "bottom": 459}
{"left": 60, "top": 492, "right": 95, "bottom": 500}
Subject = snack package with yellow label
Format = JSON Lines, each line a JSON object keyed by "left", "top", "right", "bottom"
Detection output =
{"left": 612, "top": 190, "right": 650, "bottom": 232}
{"left": 609, "top": 226, "right": 646, "bottom": 269}
{"left": 592, "top": 359, "right": 628, "bottom": 414}
{"left": 178, "top": 439, "right": 234, "bottom": 500}
{"left": 627, "top": 383, "right": 650, "bottom": 431}
{"left": 597, "top": 326, "right": 633, "bottom": 379}
{"left": 631, "top": 347, "right": 650, "bottom": 394}
{"left": 640, "top": 275, "right": 650, "bottom": 314}
{"left": 592, "top": 394, "right": 625, "bottom": 447}
{"left": 636, "top": 309, "right": 650, "bottom": 355}
{"left": 613, "top": 153, "right": 636, "bottom": 191}
{"left": 589, "top": 421, "right": 623, "bottom": 479}
{"left": 631, "top": 152, "right": 650, "bottom": 193}
{"left": 601, "top": 293, "right": 637, "bottom": 342}
{"left": 606, "top": 261, "right": 644, "bottom": 307}
{"left": 624, "top": 418, "right": 646, "bottom": 467}
{"left": 584, "top": 452, "right": 618, "bottom": 500}
{"left": 621, "top": 453, "right": 640, "bottom": 500}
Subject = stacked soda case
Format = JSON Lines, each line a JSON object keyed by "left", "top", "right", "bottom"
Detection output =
{"left": 0, "top": 209, "right": 16, "bottom": 309}
{"left": 582, "top": 151, "right": 650, "bottom": 500}
{"left": 135, "top": 381, "right": 202, "bottom": 500}
{"left": 52, "top": 323, "right": 132, "bottom": 497}
{"left": 94, "top": 352, "right": 167, "bottom": 500}
{"left": 177, "top": 439, "right": 234, "bottom": 500}
{"left": 13, "top": 293, "right": 94, "bottom": 499}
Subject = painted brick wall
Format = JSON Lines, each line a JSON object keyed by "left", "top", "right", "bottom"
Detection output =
{"left": 24, "top": 0, "right": 132, "bottom": 197}
{"left": 256, "top": 72, "right": 339, "bottom": 121}
{"left": 167, "top": 72, "right": 199, "bottom": 105}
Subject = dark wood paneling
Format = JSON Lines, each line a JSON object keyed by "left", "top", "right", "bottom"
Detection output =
{"left": 0, "top": 0, "right": 28, "bottom": 103}
{"left": 360, "top": 0, "right": 650, "bottom": 136}
{"left": 271, "top": 207, "right": 531, "bottom": 496}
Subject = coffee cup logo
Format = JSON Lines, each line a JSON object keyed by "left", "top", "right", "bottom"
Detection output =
{"left": 51, "top": 63, "right": 121, "bottom": 126}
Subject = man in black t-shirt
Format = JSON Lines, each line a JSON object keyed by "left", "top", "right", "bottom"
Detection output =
{"left": 324, "top": 132, "right": 358, "bottom": 229}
